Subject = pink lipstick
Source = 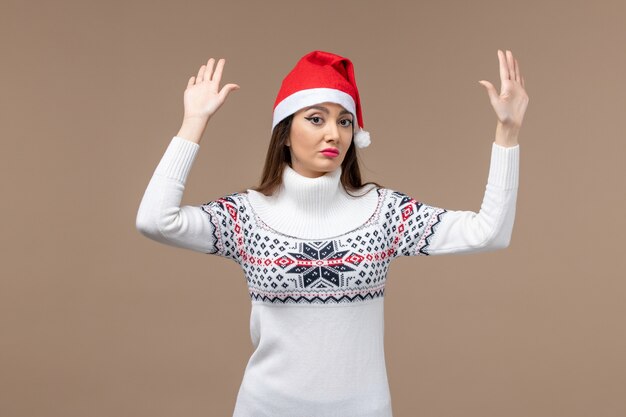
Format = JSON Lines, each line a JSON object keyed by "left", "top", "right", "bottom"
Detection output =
{"left": 321, "top": 148, "right": 339, "bottom": 158}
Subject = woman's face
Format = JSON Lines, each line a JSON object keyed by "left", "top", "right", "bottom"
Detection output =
{"left": 286, "top": 101, "right": 354, "bottom": 178}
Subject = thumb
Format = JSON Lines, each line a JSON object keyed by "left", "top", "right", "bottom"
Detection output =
{"left": 219, "top": 84, "right": 240, "bottom": 99}
{"left": 478, "top": 80, "right": 498, "bottom": 103}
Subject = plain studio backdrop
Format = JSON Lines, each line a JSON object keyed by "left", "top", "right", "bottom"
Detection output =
{"left": 1, "top": 0, "right": 625, "bottom": 416}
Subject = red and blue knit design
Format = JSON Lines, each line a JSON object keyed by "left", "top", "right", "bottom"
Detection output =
{"left": 201, "top": 188, "right": 447, "bottom": 304}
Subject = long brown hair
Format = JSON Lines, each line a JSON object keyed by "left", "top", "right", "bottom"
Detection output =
{"left": 241, "top": 114, "right": 384, "bottom": 197}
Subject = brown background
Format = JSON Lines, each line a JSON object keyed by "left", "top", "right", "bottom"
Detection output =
{"left": 2, "top": 0, "right": 625, "bottom": 416}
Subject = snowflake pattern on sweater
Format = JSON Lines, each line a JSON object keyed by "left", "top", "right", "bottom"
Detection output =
{"left": 200, "top": 188, "right": 447, "bottom": 304}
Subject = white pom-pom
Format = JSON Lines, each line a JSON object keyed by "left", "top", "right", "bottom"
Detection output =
{"left": 354, "top": 128, "right": 371, "bottom": 149}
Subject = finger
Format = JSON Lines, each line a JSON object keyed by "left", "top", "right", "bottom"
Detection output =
{"left": 197, "top": 65, "right": 206, "bottom": 83}
{"left": 212, "top": 58, "right": 226, "bottom": 86}
{"left": 506, "top": 50, "right": 515, "bottom": 80}
{"left": 498, "top": 50, "right": 509, "bottom": 84}
{"left": 205, "top": 57, "right": 216, "bottom": 81}
{"left": 219, "top": 83, "right": 240, "bottom": 99}
{"left": 514, "top": 58, "right": 520, "bottom": 83}
{"left": 187, "top": 76, "right": 195, "bottom": 88}
{"left": 478, "top": 80, "right": 498, "bottom": 102}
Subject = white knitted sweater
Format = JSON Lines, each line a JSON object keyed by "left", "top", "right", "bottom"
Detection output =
{"left": 136, "top": 136, "right": 519, "bottom": 417}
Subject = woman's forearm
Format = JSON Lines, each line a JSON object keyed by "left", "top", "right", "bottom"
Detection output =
{"left": 494, "top": 121, "right": 520, "bottom": 148}
{"left": 135, "top": 136, "right": 217, "bottom": 253}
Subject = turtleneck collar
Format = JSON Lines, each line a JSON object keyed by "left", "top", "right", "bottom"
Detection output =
{"left": 246, "top": 164, "right": 380, "bottom": 239}
{"left": 281, "top": 163, "right": 344, "bottom": 212}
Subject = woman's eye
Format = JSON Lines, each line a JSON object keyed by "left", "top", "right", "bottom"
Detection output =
{"left": 305, "top": 116, "right": 323, "bottom": 125}
{"left": 340, "top": 119, "right": 353, "bottom": 127}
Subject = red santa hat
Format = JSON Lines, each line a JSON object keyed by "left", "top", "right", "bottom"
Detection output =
{"left": 271, "top": 50, "right": 371, "bottom": 149}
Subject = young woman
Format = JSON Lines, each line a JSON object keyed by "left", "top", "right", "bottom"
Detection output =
{"left": 136, "top": 50, "right": 528, "bottom": 417}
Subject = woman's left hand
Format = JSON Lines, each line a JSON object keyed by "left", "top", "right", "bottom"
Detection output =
{"left": 479, "top": 50, "right": 529, "bottom": 129}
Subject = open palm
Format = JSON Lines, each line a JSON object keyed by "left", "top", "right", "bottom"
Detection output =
{"left": 479, "top": 50, "right": 529, "bottom": 128}
{"left": 183, "top": 57, "right": 240, "bottom": 120}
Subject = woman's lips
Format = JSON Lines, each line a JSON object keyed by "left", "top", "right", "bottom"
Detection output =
{"left": 320, "top": 150, "right": 339, "bottom": 158}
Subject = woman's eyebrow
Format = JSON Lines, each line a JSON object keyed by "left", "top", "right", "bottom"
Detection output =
{"left": 304, "top": 105, "right": 352, "bottom": 116}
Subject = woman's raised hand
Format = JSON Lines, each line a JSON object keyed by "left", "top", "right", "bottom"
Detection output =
{"left": 478, "top": 50, "right": 529, "bottom": 129}
{"left": 182, "top": 57, "right": 240, "bottom": 121}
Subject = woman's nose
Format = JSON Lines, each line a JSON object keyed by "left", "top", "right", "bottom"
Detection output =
{"left": 324, "top": 122, "right": 340, "bottom": 141}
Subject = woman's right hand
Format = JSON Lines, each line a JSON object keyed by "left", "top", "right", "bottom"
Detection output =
{"left": 182, "top": 57, "right": 240, "bottom": 121}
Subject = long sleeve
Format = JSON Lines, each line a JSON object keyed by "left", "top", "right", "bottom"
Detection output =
{"left": 389, "top": 142, "right": 519, "bottom": 257}
{"left": 135, "top": 136, "right": 219, "bottom": 254}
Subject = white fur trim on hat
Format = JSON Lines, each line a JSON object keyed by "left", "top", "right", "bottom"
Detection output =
{"left": 272, "top": 88, "right": 356, "bottom": 131}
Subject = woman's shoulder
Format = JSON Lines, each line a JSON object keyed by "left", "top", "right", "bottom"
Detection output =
{"left": 373, "top": 187, "right": 425, "bottom": 212}
{"left": 371, "top": 186, "right": 404, "bottom": 198}
{"left": 202, "top": 190, "right": 248, "bottom": 211}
